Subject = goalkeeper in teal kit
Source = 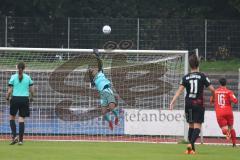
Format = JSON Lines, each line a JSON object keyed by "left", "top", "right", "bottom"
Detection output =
{"left": 88, "top": 49, "right": 119, "bottom": 130}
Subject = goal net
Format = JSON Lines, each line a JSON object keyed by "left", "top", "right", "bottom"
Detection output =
{"left": 0, "top": 47, "right": 188, "bottom": 143}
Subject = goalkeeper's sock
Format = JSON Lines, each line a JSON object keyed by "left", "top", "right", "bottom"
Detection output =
{"left": 104, "top": 114, "right": 111, "bottom": 122}
{"left": 188, "top": 127, "right": 194, "bottom": 142}
{"left": 10, "top": 120, "right": 16, "bottom": 138}
{"left": 112, "top": 109, "right": 118, "bottom": 117}
{"left": 230, "top": 129, "right": 236, "bottom": 145}
{"left": 19, "top": 122, "right": 25, "bottom": 142}
{"left": 112, "top": 109, "right": 119, "bottom": 125}
{"left": 108, "top": 121, "right": 113, "bottom": 130}
{"left": 190, "top": 128, "right": 200, "bottom": 151}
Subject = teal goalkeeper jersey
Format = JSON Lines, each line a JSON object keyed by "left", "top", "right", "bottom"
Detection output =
{"left": 94, "top": 71, "right": 111, "bottom": 92}
{"left": 8, "top": 73, "right": 33, "bottom": 97}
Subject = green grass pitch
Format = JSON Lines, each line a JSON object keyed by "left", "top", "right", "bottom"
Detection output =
{"left": 0, "top": 141, "right": 239, "bottom": 160}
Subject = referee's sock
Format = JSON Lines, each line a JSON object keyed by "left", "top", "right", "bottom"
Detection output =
{"left": 10, "top": 120, "right": 16, "bottom": 138}
{"left": 19, "top": 122, "right": 25, "bottom": 142}
{"left": 190, "top": 128, "right": 201, "bottom": 151}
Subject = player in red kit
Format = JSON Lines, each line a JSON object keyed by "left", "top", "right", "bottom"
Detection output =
{"left": 212, "top": 78, "right": 238, "bottom": 147}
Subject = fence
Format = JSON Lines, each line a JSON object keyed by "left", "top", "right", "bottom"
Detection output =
{"left": 1, "top": 17, "right": 240, "bottom": 59}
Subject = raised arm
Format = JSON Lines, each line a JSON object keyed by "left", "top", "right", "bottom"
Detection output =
{"left": 169, "top": 85, "right": 185, "bottom": 110}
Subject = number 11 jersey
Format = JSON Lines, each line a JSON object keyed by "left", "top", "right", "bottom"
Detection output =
{"left": 180, "top": 72, "right": 211, "bottom": 106}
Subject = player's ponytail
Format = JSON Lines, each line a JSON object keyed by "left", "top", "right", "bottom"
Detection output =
{"left": 189, "top": 54, "right": 199, "bottom": 69}
{"left": 17, "top": 62, "right": 25, "bottom": 82}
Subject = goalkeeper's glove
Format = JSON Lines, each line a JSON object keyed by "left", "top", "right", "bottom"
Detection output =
{"left": 93, "top": 48, "right": 100, "bottom": 57}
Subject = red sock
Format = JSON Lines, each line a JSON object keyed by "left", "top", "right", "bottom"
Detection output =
{"left": 222, "top": 129, "right": 228, "bottom": 135}
{"left": 230, "top": 129, "right": 236, "bottom": 144}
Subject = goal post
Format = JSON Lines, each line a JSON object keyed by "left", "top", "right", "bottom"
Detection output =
{"left": 0, "top": 47, "right": 189, "bottom": 143}
{"left": 239, "top": 68, "right": 240, "bottom": 112}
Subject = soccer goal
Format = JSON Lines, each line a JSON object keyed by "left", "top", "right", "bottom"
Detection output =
{"left": 0, "top": 47, "right": 188, "bottom": 143}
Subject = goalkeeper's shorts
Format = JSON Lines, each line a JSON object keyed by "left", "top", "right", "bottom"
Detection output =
{"left": 99, "top": 87, "right": 116, "bottom": 107}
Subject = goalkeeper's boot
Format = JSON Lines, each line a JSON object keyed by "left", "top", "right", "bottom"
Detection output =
{"left": 185, "top": 144, "right": 192, "bottom": 154}
{"left": 10, "top": 136, "right": 18, "bottom": 145}
{"left": 109, "top": 121, "right": 113, "bottom": 131}
{"left": 114, "top": 117, "right": 119, "bottom": 126}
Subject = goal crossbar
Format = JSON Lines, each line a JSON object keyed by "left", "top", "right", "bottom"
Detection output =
{"left": 0, "top": 47, "right": 188, "bottom": 54}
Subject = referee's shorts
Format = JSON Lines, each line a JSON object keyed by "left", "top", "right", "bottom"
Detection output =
{"left": 10, "top": 96, "right": 30, "bottom": 117}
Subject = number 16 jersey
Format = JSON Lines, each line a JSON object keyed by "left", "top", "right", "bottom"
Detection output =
{"left": 214, "top": 86, "right": 238, "bottom": 115}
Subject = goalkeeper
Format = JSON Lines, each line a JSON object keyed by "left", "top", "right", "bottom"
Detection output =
{"left": 88, "top": 49, "right": 119, "bottom": 130}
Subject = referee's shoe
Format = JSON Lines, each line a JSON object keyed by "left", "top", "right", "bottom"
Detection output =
{"left": 18, "top": 141, "right": 23, "bottom": 145}
{"left": 10, "top": 136, "right": 18, "bottom": 145}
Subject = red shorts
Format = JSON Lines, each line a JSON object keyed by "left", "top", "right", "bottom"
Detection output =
{"left": 216, "top": 113, "right": 234, "bottom": 128}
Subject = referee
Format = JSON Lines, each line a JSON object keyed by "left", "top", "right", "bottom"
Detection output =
{"left": 6, "top": 62, "right": 34, "bottom": 145}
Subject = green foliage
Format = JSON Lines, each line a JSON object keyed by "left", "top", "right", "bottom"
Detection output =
{"left": 1, "top": 0, "right": 240, "bottom": 19}
{"left": 200, "top": 59, "right": 240, "bottom": 72}
{"left": 214, "top": 46, "right": 230, "bottom": 60}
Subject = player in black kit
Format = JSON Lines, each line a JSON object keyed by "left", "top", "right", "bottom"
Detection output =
{"left": 170, "top": 54, "right": 215, "bottom": 154}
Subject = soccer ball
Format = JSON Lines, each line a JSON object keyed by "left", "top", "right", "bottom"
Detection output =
{"left": 102, "top": 25, "right": 111, "bottom": 34}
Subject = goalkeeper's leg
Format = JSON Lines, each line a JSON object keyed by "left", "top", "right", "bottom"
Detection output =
{"left": 100, "top": 89, "right": 119, "bottom": 129}
{"left": 101, "top": 107, "right": 113, "bottom": 130}
{"left": 108, "top": 103, "right": 119, "bottom": 125}
{"left": 104, "top": 89, "right": 119, "bottom": 125}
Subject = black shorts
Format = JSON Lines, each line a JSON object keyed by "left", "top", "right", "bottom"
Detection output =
{"left": 10, "top": 96, "right": 30, "bottom": 117}
{"left": 185, "top": 105, "right": 205, "bottom": 123}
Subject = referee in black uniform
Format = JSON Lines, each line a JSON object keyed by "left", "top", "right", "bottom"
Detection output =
{"left": 6, "top": 62, "right": 34, "bottom": 145}
{"left": 170, "top": 54, "right": 215, "bottom": 154}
